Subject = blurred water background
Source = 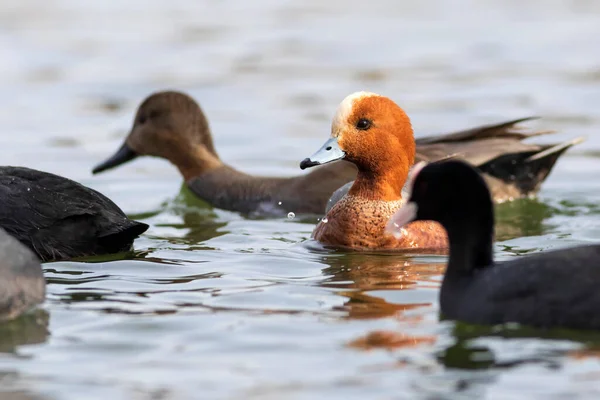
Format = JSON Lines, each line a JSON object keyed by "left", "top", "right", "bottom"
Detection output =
{"left": 1, "top": 0, "right": 600, "bottom": 398}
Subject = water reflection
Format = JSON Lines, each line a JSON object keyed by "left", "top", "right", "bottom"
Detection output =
{"left": 433, "top": 321, "right": 600, "bottom": 372}
{"left": 47, "top": 261, "right": 224, "bottom": 315}
{"left": 494, "top": 199, "right": 556, "bottom": 241}
{"left": 319, "top": 253, "right": 443, "bottom": 349}
{"left": 155, "top": 185, "right": 230, "bottom": 247}
{"left": 348, "top": 330, "right": 436, "bottom": 351}
{"left": 450, "top": 322, "right": 600, "bottom": 345}
{"left": 438, "top": 339, "right": 571, "bottom": 372}
{"left": 334, "top": 291, "right": 431, "bottom": 320}
{"left": 321, "top": 254, "right": 445, "bottom": 291}
{"left": 0, "top": 310, "right": 49, "bottom": 354}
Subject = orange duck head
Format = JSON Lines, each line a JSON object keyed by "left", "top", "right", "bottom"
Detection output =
{"left": 300, "top": 92, "right": 447, "bottom": 251}
{"left": 301, "top": 91, "right": 415, "bottom": 202}
{"left": 92, "top": 91, "right": 222, "bottom": 181}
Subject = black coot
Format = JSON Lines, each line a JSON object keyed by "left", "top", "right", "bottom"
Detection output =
{"left": 386, "top": 160, "right": 600, "bottom": 330}
{"left": 0, "top": 167, "right": 148, "bottom": 262}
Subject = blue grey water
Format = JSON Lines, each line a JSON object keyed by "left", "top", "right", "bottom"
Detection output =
{"left": 1, "top": 0, "right": 600, "bottom": 398}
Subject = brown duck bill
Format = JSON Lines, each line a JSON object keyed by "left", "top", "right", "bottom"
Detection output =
{"left": 92, "top": 142, "right": 139, "bottom": 174}
{"left": 300, "top": 137, "right": 346, "bottom": 170}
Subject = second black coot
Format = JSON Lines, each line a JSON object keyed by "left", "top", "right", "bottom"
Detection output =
{"left": 386, "top": 160, "right": 600, "bottom": 331}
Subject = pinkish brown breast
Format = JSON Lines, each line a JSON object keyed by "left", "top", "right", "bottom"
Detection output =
{"left": 313, "top": 195, "right": 448, "bottom": 252}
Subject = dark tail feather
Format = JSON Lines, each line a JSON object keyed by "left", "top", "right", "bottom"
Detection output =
{"left": 478, "top": 137, "right": 585, "bottom": 195}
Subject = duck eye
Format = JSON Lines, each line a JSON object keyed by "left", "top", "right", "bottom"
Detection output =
{"left": 138, "top": 115, "right": 147, "bottom": 124}
{"left": 356, "top": 118, "right": 372, "bottom": 130}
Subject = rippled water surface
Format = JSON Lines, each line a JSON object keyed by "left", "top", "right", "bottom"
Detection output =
{"left": 2, "top": 0, "right": 600, "bottom": 398}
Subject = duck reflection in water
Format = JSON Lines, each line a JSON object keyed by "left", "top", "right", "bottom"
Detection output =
{"left": 136, "top": 184, "right": 230, "bottom": 252}
{"left": 317, "top": 253, "right": 444, "bottom": 349}
{"left": 0, "top": 309, "right": 49, "bottom": 354}
{"left": 322, "top": 253, "right": 445, "bottom": 293}
{"left": 0, "top": 311, "right": 51, "bottom": 400}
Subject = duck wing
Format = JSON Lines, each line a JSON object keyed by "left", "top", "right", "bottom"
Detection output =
{"left": 415, "top": 118, "right": 584, "bottom": 199}
{"left": 415, "top": 117, "right": 554, "bottom": 164}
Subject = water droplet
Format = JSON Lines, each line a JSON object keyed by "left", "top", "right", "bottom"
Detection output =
{"left": 278, "top": 201, "right": 282, "bottom": 205}
{"left": 287, "top": 212, "right": 295, "bottom": 220}
{"left": 322, "top": 217, "right": 328, "bottom": 223}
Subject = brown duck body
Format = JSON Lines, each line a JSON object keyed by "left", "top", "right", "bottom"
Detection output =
{"left": 187, "top": 162, "right": 356, "bottom": 217}
{"left": 313, "top": 195, "right": 447, "bottom": 251}
{"left": 92, "top": 91, "right": 582, "bottom": 217}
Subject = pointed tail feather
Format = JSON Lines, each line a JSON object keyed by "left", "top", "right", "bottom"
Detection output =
{"left": 478, "top": 136, "right": 585, "bottom": 195}
{"left": 526, "top": 136, "right": 586, "bottom": 162}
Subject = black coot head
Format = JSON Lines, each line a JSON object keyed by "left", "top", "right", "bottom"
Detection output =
{"left": 412, "top": 161, "right": 491, "bottom": 225}
{"left": 386, "top": 160, "right": 493, "bottom": 238}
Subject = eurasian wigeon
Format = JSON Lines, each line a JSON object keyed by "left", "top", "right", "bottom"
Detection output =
{"left": 93, "top": 91, "right": 581, "bottom": 217}
{"left": 386, "top": 160, "right": 600, "bottom": 330}
{"left": 300, "top": 91, "right": 448, "bottom": 251}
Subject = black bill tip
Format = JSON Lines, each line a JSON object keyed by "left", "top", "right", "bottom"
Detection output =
{"left": 92, "top": 142, "right": 139, "bottom": 174}
{"left": 300, "top": 158, "right": 321, "bottom": 170}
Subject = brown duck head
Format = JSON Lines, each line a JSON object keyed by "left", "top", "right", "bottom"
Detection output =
{"left": 92, "top": 91, "right": 222, "bottom": 180}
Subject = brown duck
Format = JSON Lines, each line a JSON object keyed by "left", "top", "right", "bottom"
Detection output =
{"left": 92, "top": 90, "right": 583, "bottom": 217}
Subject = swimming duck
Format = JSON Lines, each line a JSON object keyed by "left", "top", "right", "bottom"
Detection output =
{"left": 386, "top": 160, "right": 600, "bottom": 330}
{"left": 0, "top": 227, "right": 45, "bottom": 321}
{"left": 300, "top": 91, "right": 449, "bottom": 251}
{"left": 0, "top": 167, "right": 148, "bottom": 262}
{"left": 92, "top": 91, "right": 580, "bottom": 217}
{"left": 92, "top": 91, "right": 356, "bottom": 217}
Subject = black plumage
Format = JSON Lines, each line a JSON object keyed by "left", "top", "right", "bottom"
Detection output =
{"left": 0, "top": 167, "right": 148, "bottom": 262}
{"left": 387, "top": 160, "right": 600, "bottom": 330}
